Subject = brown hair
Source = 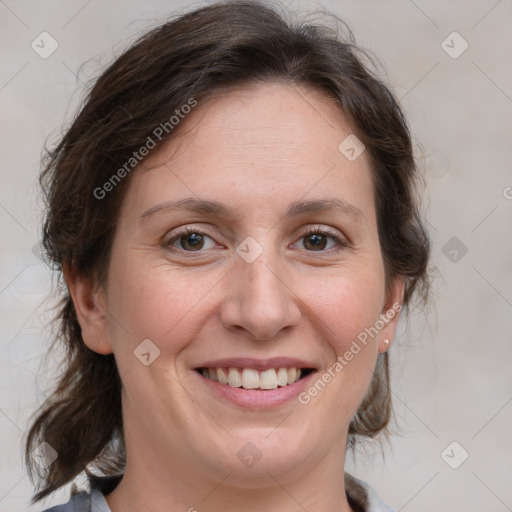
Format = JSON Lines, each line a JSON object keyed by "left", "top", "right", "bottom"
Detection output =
{"left": 25, "top": 0, "right": 430, "bottom": 502}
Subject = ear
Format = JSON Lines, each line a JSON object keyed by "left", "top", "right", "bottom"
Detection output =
{"left": 377, "top": 277, "right": 405, "bottom": 354}
{"left": 62, "top": 262, "right": 113, "bottom": 355}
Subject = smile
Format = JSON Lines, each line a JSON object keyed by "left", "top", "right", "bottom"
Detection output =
{"left": 196, "top": 367, "right": 316, "bottom": 390}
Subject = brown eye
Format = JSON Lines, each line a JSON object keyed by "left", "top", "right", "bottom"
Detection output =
{"left": 303, "top": 232, "right": 328, "bottom": 251}
{"left": 166, "top": 228, "right": 216, "bottom": 252}
{"left": 179, "top": 232, "right": 205, "bottom": 251}
{"left": 296, "top": 227, "right": 346, "bottom": 252}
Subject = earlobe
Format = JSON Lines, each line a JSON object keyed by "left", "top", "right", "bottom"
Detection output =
{"left": 62, "top": 262, "right": 113, "bottom": 355}
{"left": 378, "top": 277, "right": 405, "bottom": 353}
{"left": 379, "top": 338, "right": 391, "bottom": 354}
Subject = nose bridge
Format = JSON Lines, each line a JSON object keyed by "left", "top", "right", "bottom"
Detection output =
{"left": 245, "top": 253, "right": 286, "bottom": 305}
{"left": 220, "top": 242, "right": 300, "bottom": 340}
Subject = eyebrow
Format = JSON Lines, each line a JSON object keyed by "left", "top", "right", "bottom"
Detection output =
{"left": 140, "top": 197, "right": 365, "bottom": 223}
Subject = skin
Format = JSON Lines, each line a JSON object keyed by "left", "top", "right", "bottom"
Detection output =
{"left": 65, "top": 82, "right": 403, "bottom": 512}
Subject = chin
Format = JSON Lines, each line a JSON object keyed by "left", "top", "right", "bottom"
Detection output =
{"left": 199, "top": 427, "right": 320, "bottom": 484}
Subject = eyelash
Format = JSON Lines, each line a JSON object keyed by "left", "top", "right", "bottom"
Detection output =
{"left": 302, "top": 226, "right": 348, "bottom": 250}
{"left": 164, "top": 225, "right": 349, "bottom": 255}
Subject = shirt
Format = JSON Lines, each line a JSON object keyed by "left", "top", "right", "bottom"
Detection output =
{"left": 40, "top": 473, "right": 395, "bottom": 512}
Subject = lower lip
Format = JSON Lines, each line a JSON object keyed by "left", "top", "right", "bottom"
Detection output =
{"left": 195, "top": 370, "right": 317, "bottom": 409}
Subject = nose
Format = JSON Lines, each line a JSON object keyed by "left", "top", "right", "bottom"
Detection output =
{"left": 219, "top": 249, "right": 301, "bottom": 341}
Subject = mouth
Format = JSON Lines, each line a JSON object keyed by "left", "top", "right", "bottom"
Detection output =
{"left": 193, "top": 357, "right": 319, "bottom": 408}
{"left": 195, "top": 366, "right": 316, "bottom": 391}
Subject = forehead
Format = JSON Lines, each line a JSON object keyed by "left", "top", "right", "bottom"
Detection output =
{"left": 122, "top": 82, "right": 375, "bottom": 221}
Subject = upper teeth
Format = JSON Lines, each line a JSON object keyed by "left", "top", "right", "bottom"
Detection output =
{"left": 201, "top": 367, "right": 303, "bottom": 389}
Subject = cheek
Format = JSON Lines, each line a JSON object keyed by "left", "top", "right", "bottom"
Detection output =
{"left": 105, "top": 255, "right": 220, "bottom": 352}
{"left": 308, "top": 267, "right": 385, "bottom": 348}
{"left": 302, "top": 266, "right": 384, "bottom": 404}
{"left": 297, "top": 275, "right": 383, "bottom": 419}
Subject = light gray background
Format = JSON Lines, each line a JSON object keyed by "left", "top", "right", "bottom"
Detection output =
{"left": 1, "top": 1, "right": 511, "bottom": 511}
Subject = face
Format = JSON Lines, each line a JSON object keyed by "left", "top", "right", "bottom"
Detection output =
{"left": 72, "top": 82, "right": 402, "bottom": 488}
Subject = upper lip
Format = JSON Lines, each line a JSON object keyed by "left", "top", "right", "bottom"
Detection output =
{"left": 195, "top": 357, "right": 317, "bottom": 371}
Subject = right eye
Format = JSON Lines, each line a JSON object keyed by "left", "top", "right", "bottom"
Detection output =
{"left": 165, "top": 227, "right": 218, "bottom": 252}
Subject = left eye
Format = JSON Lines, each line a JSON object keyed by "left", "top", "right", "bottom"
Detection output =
{"left": 165, "top": 227, "right": 345, "bottom": 253}
{"left": 294, "top": 228, "right": 344, "bottom": 252}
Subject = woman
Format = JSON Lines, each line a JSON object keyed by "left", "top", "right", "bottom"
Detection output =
{"left": 26, "top": 1, "right": 430, "bottom": 511}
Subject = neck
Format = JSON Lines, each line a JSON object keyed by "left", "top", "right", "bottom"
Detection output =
{"left": 105, "top": 437, "right": 354, "bottom": 512}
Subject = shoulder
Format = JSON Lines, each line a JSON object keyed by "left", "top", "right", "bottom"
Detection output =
{"left": 39, "top": 489, "right": 111, "bottom": 512}
{"left": 39, "top": 490, "right": 91, "bottom": 511}
{"left": 39, "top": 474, "right": 121, "bottom": 512}
{"left": 345, "top": 473, "right": 395, "bottom": 512}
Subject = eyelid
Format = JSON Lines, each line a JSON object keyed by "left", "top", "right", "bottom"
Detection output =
{"left": 165, "top": 224, "right": 217, "bottom": 239}
{"left": 302, "top": 224, "right": 347, "bottom": 241}
{"left": 296, "top": 224, "right": 351, "bottom": 251}
{"left": 164, "top": 223, "right": 351, "bottom": 254}
{"left": 163, "top": 224, "right": 220, "bottom": 248}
